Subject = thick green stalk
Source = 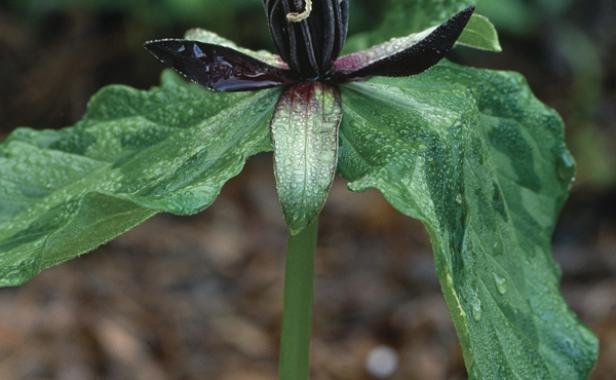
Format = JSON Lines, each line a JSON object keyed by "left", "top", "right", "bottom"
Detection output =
{"left": 279, "top": 220, "right": 319, "bottom": 380}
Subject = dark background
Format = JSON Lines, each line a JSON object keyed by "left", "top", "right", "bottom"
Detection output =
{"left": 0, "top": 1, "right": 614, "bottom": 379}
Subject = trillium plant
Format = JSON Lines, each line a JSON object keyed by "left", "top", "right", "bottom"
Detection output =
{"left": 0, "top": 0, "right": 599, "bottom": 379}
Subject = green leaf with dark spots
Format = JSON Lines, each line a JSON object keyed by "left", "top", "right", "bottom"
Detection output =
{"left": 0, "top": 71, "right": 279, "bottom": 286}
{"left": 337, "top": 61, "right": 597, "bottom": 379}
{"left": 271, "top": 83, "right": 342, "bottom": 235}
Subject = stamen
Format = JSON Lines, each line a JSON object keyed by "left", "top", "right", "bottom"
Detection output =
{"left": 286, "top": 0, "right": 312, "bottom": 22}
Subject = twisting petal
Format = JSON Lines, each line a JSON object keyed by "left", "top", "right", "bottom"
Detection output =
{"left": 331, "top": 6, "right": 475, "bottom": 81}
{"left": 144, "top": 39, "right": 296, "bottom": 92}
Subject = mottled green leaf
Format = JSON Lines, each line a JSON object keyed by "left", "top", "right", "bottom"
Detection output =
{"left": 458, "top": 14, "right": 502, "bottom": 52}
{"left": 271, "top": 83, "right": 342, "bottom": 235}
{"left": 0, "top": 71, "right": 279, "bottom": 286}
{"left": 338, "top": 62, "right": 597, "bottom": 378}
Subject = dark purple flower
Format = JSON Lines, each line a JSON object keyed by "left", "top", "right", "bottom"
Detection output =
{"left": 264, "top": 0, "right": 349, "bottom": 78}
{"left": 144, "top": 2, "right": 475, "bottom": 92}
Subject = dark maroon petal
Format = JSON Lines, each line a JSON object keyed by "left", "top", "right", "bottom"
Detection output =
{"left": 332, "top": 0, "right": 349, "bottom": 62}
{"left": 267, "top": 0, "right": 295, "bottom": 69}
{"left": 331, "top": 6, "right": 475, "bottom": 81}
{"left": 144, "top": 39, "right": 296, "bottom": 92}
{"left": 296, "top": 6, "right": 320, "bottom": 74}
{"left": 263, "top": 0, "right": 350, "bottom": 78}
{"left": 317, "top": 0, "right": 336, "bottom": 67}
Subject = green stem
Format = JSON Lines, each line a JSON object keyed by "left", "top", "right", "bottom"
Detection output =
{"left": 279, "top": 220, "right": 319, "bottom": 380}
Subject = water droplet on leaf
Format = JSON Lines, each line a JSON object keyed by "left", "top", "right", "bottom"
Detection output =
{"left": 469, "top": 291, "right": 482, "bottom": 322}
{"left": 472, "top": 300, "right": 482, "bottom": 321}
{"left": 493, "top": 273, "right": 507, "bottom": 295}
{"left": 557, "top": 151, "right": 575, "bottom": 183}
{"left": 455, "top": 193, "right": 463, "bottom": 204}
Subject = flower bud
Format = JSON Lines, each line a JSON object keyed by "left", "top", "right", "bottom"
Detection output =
{"left": 264, "top": 0, "right": 349, "bottom": 79}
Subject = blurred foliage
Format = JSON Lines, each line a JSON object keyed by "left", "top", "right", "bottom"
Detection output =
{"left": 6, "top": 0, "right": 272, "bottom": 48}
{"left": 5, "top": 0, "right": 383, "bottom": 49}
{"left": 477, "top": 0, "right": 573, "bottom": 35}
{"left": 8, "top": 0, "right": 257, "bottom": 25}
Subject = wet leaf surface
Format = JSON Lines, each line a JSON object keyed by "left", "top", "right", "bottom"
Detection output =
{"left": 338, "top": 61, "right": 598, "bottom": 378}
{"left": 0, "top": 72, "right": 279, "bottom": 286}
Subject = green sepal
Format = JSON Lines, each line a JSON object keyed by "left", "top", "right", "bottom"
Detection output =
{"left": 271, "top": 83, "right": 342, "bottom": 235}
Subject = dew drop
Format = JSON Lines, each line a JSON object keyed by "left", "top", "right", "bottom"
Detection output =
{"left": 192, "top": 44, "right": 205, "bottom": 58}
{"left": 492, "top": 238, "right": 503, "bottom": 256}
{"left": 469, "top": 290, "right": 482, "bottom": 322}
{"left": 563, "top": 337, "right": 575, "bottom": 354}
{"left": 493, "top": 273, "right": 507, "bottom": 295}
{"left": 557, "top": 151, "right": 575, "bottom": 183}
{"left": 455, "top": 193, "right": 463, "bottom": 205}
{"left": 471, "top": 299, "right": 482, "bottom": 322}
